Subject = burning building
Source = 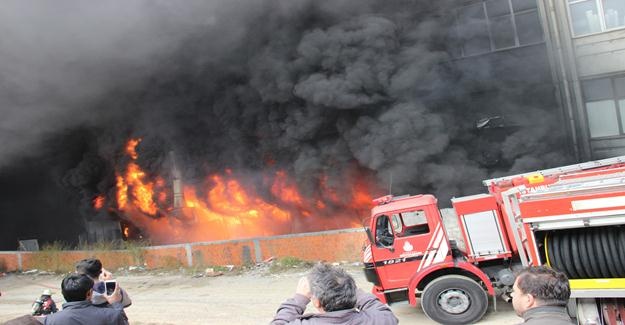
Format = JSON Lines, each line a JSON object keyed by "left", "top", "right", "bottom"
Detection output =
{"left": 91, "top": 137, "right": 373, "bottom": 244}
{"left": 0, "top": 0, "right": 622, "bottom": 249}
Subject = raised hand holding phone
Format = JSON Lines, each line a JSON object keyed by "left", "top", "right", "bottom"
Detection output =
{"left": 104, "top": 280, "right": 122, "bottom": 305}
{"left": 105, "top": 280, "right": 117, "bottom": 295}
{"left": 295, "top": 276, "right": 312, "bottom": 299}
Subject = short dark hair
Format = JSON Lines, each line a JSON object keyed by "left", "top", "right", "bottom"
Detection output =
{"left": 61, "top": 274, "right": 94, "bottom": 302}
{"left": 516, "top": 266, "right": 570, "bottom": 306}
{"left": 309, "top": 263, "right": 357, "bottom": 312}
{"left": 75, "top": 258, "right": 102, "bottom": 278}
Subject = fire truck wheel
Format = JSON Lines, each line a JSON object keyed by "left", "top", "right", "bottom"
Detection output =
{"left": 421, "top": 274, "right": 488, "bottom": 325}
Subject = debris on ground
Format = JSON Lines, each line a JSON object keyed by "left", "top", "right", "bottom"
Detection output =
{"left": 128, "top": 266, "right": 147, "bottom": 272}
{"left": 204, "top": 268, "right": 223, "bottom": 277}
{"left": 191, "top": 267, "right": 225, "bottom": 278}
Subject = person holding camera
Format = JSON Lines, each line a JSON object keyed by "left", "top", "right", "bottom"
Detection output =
{"left": 43, "top": 274, "right": 128, "bottom": 325}
{"left": 270, "top": 263, "right": 398, "bottom": 325}
{"left": 75, "top": 258, "right": 132, "bottom": 308}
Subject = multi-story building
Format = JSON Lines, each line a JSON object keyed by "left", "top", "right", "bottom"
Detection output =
{"left": 449, "top": 0, "right": 625, "bottom": 161}
{"left": 541, "top": 0, "right": 625, "bottom": 159}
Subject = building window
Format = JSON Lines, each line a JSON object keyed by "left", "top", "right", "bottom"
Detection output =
{"left": 454, "top": 0, "right": 544, "bottom": 57}
{"left": 568, "top": 0, "right": 625, "bottom": 36}
{"left": 583, "top": 76, "right": 625, "bottom": 138}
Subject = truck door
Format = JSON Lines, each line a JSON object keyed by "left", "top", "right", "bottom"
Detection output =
{"left": 371, "top": 206, "right": 447, "bottom": 289}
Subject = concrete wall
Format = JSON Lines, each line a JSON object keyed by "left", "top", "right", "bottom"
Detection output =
{"left": 574, "top": 29, "right": 625, "bottom": 78}
{"left": 0, "top": 228, "right": 367, "bottom": 272}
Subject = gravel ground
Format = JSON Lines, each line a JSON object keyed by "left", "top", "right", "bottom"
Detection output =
{"left": 0, "top": 266, "right": 521, "bottom": 324}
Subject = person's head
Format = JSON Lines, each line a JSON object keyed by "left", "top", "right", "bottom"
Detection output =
{"left": 75, "top": 258, "right": 102, "bottom": 279}
{"left": 61, "top": 274, "right": 95, "bottom": 302}
{"left": 511, "top": 266, "right": 570, "bottom": 316}
{"left": 308, "top": 263, "right": 357, "bottom": 313}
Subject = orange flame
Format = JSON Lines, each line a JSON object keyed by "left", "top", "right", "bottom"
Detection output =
{"left": 271, "top": 171, "right": 303, "bottom": 205}
{"left": 126, "top": 138, "right": 141, "bottom": 160}
{"left": 126, "top": 163, "right": 157, "bottom": 215}
{"left": 116, "top": 175, "right": 128, "bottom": 210}
{"left": 92, "top": 195, "right": 105, "bottom": 210}
{"left": 113, "top": 139, "right": 375, "bottom": 244}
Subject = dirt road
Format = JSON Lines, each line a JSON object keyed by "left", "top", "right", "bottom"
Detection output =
{"left": 0, "top": 266, "right": 521, "bottom": 324}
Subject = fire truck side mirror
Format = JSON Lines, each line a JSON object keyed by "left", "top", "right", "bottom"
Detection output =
{"left": 365, "top": 227, "right": 374, "bottom": 244}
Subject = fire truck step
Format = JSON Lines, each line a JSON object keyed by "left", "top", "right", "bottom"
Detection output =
{"left": 545, "top": 226, "right": 625, "bottom": 279}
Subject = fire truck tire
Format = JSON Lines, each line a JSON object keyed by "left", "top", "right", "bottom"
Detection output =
{"left": 421, "top": 275, "right": 488, "bottom": 325}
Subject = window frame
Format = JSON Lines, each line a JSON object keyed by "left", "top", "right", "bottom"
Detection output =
{"left": 583, "top": 75, "right": 625, "bottom": 139}
{"left": 453, "top": 0, "right": 544, "bottom": 58}
{"left": 567, "top": 0, "right": 625, "bottom": 37}
{"left": 374, "top": 214, "right": 395, "bottom": 247}
{"left": 391, "top": 210, "right": 431, "bottom": 238}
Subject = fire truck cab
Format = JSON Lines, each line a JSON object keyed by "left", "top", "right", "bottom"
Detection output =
{"left": 364, "top": 194, "right": 496, "bottom": 324}
{"left": 363, "top": 156, "right": 625, "bottom": 324}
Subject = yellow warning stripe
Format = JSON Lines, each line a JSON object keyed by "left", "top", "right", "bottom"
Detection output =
{"left": 569, "top": 279, "right": 625, "bottom": 290}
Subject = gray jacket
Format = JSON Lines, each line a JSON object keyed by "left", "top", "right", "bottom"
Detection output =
{"left": 43, "top": 301, "right": 128, "bottom": 325}
{"left": 520, "top": 306, "right": 575, "bottom": 325}
{"left": 270, "top": 290, "right": 398, "bottom": 325}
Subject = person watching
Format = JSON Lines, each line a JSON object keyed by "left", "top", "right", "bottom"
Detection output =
{"left": 43, "top": 274, "right": 128, "bottom": 325}
{"left": 75, "top": 258, "right": 132, "bottom": 308}
{"left": 511, "top": 266, "right": 575, "bottom": 324}
{"left": 270, "top": 263, "right": 398, "bottom": 324}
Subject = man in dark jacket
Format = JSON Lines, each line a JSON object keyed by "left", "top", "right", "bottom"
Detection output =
{"left": 44, "top": 274, "right": 128, "bottom": 325}
{"left": 511, "top": 266, "right": 575, "bottom": 325}
{"left": 270, "top": 263, "right": 398, "bottom": 325}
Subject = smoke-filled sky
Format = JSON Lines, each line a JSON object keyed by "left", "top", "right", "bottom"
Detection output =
{"left": 0, "top": 0, "right": 571, "bottom": 249}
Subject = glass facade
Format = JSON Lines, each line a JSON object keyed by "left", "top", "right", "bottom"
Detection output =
{"left": 454, "top": 0, "right": 544, "bottom": 57}
{"left": 568, "top": 0, "right": 625, "bottom": 36}
{"left": 583, "top": 76, "right": 625, "bottom": 138}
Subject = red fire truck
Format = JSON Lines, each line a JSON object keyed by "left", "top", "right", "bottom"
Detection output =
{"left": 363, "top": 156, "right": 625, "bottom": 324}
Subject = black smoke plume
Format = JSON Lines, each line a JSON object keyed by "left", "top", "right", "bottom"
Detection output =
{"left": 0, "top": 0, "right": 571, "bottom": 249}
